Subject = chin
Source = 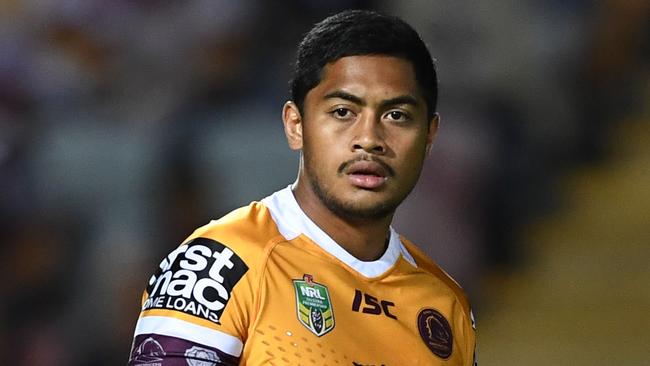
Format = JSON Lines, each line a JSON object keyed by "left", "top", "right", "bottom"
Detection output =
{"left": 323, "top": 191, "right": 399, "bottom": 221}
{"left": 308, "top": 174, "right": 406, "bottom": 221}
{"left": 334, "top": 201, "right": 396, "bottom": 221}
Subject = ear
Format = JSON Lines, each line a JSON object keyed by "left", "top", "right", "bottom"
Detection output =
{"left": 425, "top": 113, "right": 440, "bottom": 156}
{"left": 283, "top": 101, "right": 303, "bottom": 150}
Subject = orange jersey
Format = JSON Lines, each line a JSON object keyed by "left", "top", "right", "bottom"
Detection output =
{"left": 129, "top": 186, "right": 477, "bottom": 365}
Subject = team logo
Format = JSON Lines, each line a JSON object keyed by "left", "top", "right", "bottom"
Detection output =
{"left": 293, "top": 274, "right": 335, "bottom": 337}
{"left": 184, "top": 345, "right": 220, "bottom": 366}
{"left": 142, "top": 238, "right": 248, "bottom": 324}
{"left": 131, "top": 337, "right": 165, "bottom": 365}
{"left": 417, "top": 308, "right": 453, "bottom": 359}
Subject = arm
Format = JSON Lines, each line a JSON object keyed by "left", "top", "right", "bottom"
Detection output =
{"left": 128, "top": 237, "right": 254, "bottom": 365}
{"left": 129, "top": 332, "right": 240, "bottom": 365}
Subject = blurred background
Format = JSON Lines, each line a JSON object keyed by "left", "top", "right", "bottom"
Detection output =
{"left": 0, "top": 0, "right": 648, "bottom": 365}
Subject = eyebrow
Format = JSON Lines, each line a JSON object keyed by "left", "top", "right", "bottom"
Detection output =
{"left": 323, "top": 90, "right": 420, "bottom": 109}
{"left": 324, "top": 90, "right": 365, "bottom": 105}
{"left": 379, "top": 95, "right": 419, "bottom": 109}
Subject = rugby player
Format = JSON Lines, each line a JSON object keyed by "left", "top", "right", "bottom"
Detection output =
{"left": 128, "top": 9, "right": 477, "bottom": 365}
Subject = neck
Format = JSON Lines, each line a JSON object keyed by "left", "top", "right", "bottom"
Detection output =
{"left": 292, "top": 181, "right": 393, "bottom": 262}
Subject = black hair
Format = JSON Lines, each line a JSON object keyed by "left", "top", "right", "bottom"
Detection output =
{"left": 290, "top": 9, "right": 438, "bottom": 120}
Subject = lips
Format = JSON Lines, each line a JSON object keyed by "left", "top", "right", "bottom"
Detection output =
{"left": 344, "top": 160, "right": 391, "bottom": 189}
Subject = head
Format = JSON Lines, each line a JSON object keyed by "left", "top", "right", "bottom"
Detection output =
{"left": 284, "top": 10, "right": 439, "bottom": 222}
{"left": 290, "top": 9, "right": 438, "bottom": 121}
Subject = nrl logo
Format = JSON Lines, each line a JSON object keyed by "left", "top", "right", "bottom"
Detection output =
{"left": 293, "top": 274, "right": 335, "bottom": 337}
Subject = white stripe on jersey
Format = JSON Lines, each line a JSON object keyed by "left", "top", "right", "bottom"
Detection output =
{"left": 134, "top": 315, "right": 243, "bottom": 357}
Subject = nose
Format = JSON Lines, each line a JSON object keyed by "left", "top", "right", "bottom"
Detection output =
{"left": 351, "top": 113, "right": 386, "bottom": 154}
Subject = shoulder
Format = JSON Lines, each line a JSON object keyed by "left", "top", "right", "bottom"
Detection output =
{"left": 400, "top": 236, "right": 472, "bottom": 314}
{"left": 400, "top": 238, "right": 479, "bottom": 364}
{"left": 182, "top": 201, "right": 286, "bottom": 268}
{"left": 136, "top": 200, "right": 286, "bottom": 335}
{"left": 130, "top": 199, "right": 290, "bottom": 364}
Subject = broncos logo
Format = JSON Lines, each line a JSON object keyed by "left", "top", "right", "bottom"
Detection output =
{"left": 417, "top": 309, "right": 453, "bottom": 359}
{"left": 132, "top": 337, "right": 166, "bottom": 363}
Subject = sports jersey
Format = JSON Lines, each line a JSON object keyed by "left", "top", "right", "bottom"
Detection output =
{"left": 129, "top": 186, "right": 477, "bottom": 365}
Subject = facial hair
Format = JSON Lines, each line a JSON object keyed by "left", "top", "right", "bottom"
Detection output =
{"left": 305, "top": 157, "right": 405, "bottom": 221}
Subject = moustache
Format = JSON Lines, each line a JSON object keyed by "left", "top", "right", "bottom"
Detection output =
{"left": 337, "top": 155, "right": 396, "bottom": 177}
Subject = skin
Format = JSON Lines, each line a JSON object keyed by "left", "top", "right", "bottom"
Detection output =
{"left": 282, "top": 55, "right": 439, "bottom": 261}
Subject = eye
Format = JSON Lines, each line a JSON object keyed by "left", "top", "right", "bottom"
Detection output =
{"left": 331, "top": 107, "right": 354, "bottom": 120}
{"left": 385, "top": 110, "right": 409, "bottom": 122}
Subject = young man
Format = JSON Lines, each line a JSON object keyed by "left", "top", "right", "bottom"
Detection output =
{"left": 129, "top": 10, "right": 477, "bottom": 366}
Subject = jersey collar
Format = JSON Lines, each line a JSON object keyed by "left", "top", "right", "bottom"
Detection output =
{"left": 261, "top": 185, "right": 416, "bottom": 278}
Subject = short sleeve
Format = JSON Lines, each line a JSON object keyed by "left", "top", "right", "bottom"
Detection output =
{"left": 128, "top": 237, "right": 257, "bottom": 365}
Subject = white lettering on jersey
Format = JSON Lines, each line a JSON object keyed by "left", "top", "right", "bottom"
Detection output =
{"left": 142, "top": 238, "right": 248, "bottom": 324}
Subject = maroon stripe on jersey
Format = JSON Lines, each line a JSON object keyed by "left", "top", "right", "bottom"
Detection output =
{"left": 128, "top": 333, "right": 239, "bottom": 366}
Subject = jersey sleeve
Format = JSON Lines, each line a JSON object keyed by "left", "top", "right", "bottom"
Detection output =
{"left": 400, "top": 237, "right": 478, "bottom": 366}
{"left": 465, "top": 308, "right": 478, "bottom": 366}
{"left": 128, "top": 203, "right": 279, "bottom": 365}
{"left": 128, "top": 237, "right": 253, "bottom": 365}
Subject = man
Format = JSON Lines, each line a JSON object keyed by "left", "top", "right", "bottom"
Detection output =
{"left": 129, "top": 9, "right": 477, "bottom": 366}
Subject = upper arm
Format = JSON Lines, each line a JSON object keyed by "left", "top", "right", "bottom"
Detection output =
{"left": 128, "top": 237, "right": 259, "bottom": 365}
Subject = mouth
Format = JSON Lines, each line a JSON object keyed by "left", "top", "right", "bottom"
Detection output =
{"left": 343, "top": 159, "right": 392, "bottom": 190}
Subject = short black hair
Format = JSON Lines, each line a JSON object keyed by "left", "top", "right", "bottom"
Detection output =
{"left": 290, "top": 9, "right": 438, "bottom": 120}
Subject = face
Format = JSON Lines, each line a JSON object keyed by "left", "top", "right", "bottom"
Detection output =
{"left": 284, "top": 55, "right": 438, "bottom": 220}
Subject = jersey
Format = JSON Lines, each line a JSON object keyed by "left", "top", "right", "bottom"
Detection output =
{"left": 128, "top": 186, "right": 477, "bottom": 365}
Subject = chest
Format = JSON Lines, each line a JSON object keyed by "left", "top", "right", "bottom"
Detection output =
{"left": 241, "top": 248, "right": 465, "bottom": 365}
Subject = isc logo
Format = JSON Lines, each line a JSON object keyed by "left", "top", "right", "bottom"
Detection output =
{"left": 351, "top": 289, "right": 397, "bottom": 319}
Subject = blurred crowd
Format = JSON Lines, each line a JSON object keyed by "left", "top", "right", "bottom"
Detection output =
{"left": 0, "top": 1, "right": 648, "bottom": 364}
